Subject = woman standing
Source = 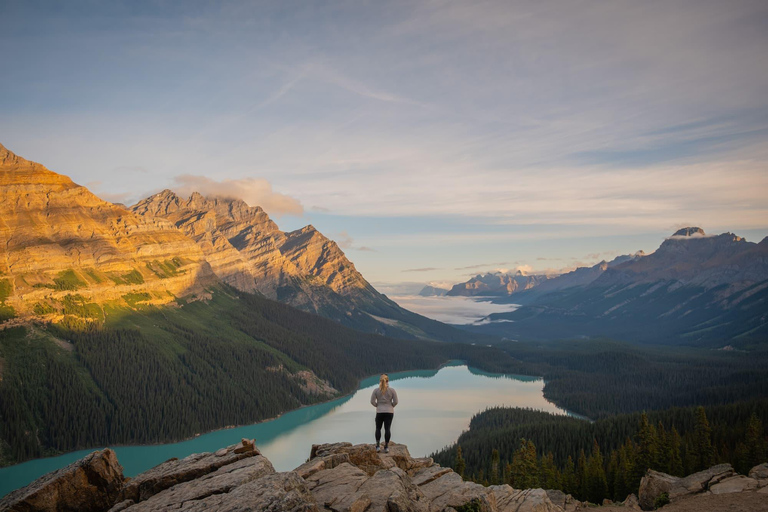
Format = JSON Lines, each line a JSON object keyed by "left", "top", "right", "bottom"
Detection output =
{"left": 370, "top": 374, "right": 398, "bottom": 453}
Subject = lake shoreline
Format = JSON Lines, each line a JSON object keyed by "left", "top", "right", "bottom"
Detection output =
{"left": 0, "top": 358, "right": 483, "bottom": 470}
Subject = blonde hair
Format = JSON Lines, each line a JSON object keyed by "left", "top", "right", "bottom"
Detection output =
{"left": 379, "top": 374, "right": 389, "bottom": 394}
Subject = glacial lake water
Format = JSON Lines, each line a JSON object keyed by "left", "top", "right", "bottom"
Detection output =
{"left": 0, "top": 363, "right": 580, "bottom": 498}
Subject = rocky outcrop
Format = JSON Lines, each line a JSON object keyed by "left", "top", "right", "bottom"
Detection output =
{"left": 0, "top": 143, "right": 216, "bottom": 319}
{"left": 0, "top": 448, "right": 124, "bottom": 512}
{"left": 638, "top": 462, "right": 768, "bottom": 510}
{"left": 0, "top": 441, "right": 578, "bottom": 512}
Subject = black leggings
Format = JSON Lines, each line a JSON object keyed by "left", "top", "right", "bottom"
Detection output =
{"left": 375, "top": 412, "right": 394, "bottom": 445}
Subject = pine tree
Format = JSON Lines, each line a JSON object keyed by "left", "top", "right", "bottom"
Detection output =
{"left": 634, "top": 413, "right": 659, "bottom": 483}
{"left": 691, "top": 406, "right": 715, "bottom": 471}
{"left": 667, "top": 427, "right": 684, "bottom": 476}
{"left": 512, "top": 439, "right": 539, "bottom": 489}
{"left": 576, "top": 449, "right": 588, "bottom": 500}
{"left": 586, "top": 440, "right": 608, "bottom": 504}
{"left": 455, "top": 446, "right": 466, "bottom": 479}
{"left": 736, "top": 413, "right": 767, "bottom": 474}
{"left": 540, "top": 452, "right": 559, "bottom": 489}
{"left": 561, "top": 456, "right": 576, "bottom": 495}
{"left": 491, "top": 448, "right": 500, "bottom": 485}
{"left": 656, "top": 422, "right": 669, "bottom": 474}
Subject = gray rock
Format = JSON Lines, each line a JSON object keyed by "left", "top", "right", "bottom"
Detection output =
{"left": 107, "top": 500, "right": 136, "bottom": 512}
{"left": 749, "top": 463, "right": 768, "bottom": 480}
{"left": 492, "top": 487, "right": 562, "bottom": 512}
{"left": 638, "top": 464, "right": 736, "bottom": 510}
{"left": 305, "top": 462, "right": 370, "bottom": 509}
{"left": 119, "top": 439, "right": 259, "bottom": 503}
{"left": 622, "top": 493, "right": 641, "bottom": 510}
{"left": 355, "top": 467, "right": 429, "bottom": 512}
{"left": 178, "top": 471, "right": 318, "bottom": 512}
{"left": 294, "top": 452, "right": 351, "bottom": 479}
{"left": 709, "top": 475, "right": 759, "bottom": 494}
{"left": 0, "top": 448, "right": 124, "bottom": 512}
{"left": 118, "top": 454, "right": 275, "bottom": 511}
{"left": 410, "top": 465, "right": 453, "bottom": 486}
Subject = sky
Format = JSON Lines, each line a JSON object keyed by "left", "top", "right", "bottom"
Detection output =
{"left": 2, "top": 0, "right": 768, "bottom": 290}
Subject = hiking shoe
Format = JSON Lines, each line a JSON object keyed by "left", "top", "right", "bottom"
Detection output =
{"left": 384, "top": 446, "right": 389, "bottom": 453}
{"left": 375, "top": 445, "right": 381, "bottom": 453}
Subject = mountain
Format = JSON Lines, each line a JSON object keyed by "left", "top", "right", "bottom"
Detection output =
{"left": 0, "top": 143, "right": 511, "bottom": 467}
{"left": 131, "top": 190, "right": 472, "bottom": 341}
{"left": 510, "top": 252, "right": 646, "bottom": 303}
{"left": 418, "top": 285, "right": 449, "bottom": 297}
{"left": 465, "top": 228, "right": 768, "bottom": 347}
{"left": 447, "top": 270, "right": 552, "bottom": 297}
{"left": 0, "top": 143, "right": 216, "bottom": 321}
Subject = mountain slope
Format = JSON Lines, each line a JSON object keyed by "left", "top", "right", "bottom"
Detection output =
{"left": 464, "top": 229, "right": 768, "bottom": 347}
{"left": 131, "top": 190, "right": 479, "bottom": 342}
{"left": 0, "top": 143, "right": 216, "bottom": 321}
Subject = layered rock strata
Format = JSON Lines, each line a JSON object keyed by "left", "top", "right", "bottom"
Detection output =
{"left": 131, "top": 190, "right": 401, "bottom": 319}
{"left": 0, "top": 143, "right": 216, "bottom": 316}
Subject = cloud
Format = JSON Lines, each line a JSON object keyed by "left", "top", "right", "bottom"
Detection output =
{"left": 335, "top": 231, "right": 376, "bottom": 252}
{"left": 454, "top": 261, "right": 509, "bottom": 270}
{"left": 172, "top": 175, "right": 303, "bottom": 217}
{"left": 402, "top": 267, "right": 440, "bottom": 273}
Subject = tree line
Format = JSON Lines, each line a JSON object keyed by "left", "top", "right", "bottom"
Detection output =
{"left": 433, "top": 401, "right": 768, "bottom": 504}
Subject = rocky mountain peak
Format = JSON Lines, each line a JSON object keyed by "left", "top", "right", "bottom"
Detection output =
{"left": 672, "top": 227, "right": 706, "bottom": 237}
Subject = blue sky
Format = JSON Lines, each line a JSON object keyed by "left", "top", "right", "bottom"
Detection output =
{"left": 2, "top": 0, "right": 767, "bottom": 289}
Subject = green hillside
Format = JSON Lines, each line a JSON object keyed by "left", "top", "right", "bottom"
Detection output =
{"left": 0, "top": 285, "right": 515, "bottom": 466}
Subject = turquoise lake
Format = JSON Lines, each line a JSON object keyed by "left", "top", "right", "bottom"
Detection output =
{"left": 0, "top": 363, "right": 581, "bottom": 498}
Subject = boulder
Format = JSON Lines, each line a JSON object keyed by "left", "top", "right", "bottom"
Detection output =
{"left": 119, "top": 439, "right": 259, "bottom": 503}
{"left": 304, "top": 461, "right": 370, "bottom": 509}
{"left": 0, "top": 448, "right": 124, "bottom": 512}
{"left": 115, "top": 454, "right": 275, "bottom": 511}
{"left": 709, "top": 475, "right": 758, "bottom": 494}
{"left": 749, "top": 462, "right": 768, "bottom": 480}
{"left": 638, "top": 464, "right": 735, "bottom": 510}
{"left": 173, "top": 471, "right": 318, "bottom": 512}
{"left": 622, "top": 493, "right": 641, "bottom": 510}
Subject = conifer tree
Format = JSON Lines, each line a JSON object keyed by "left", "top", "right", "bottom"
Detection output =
{"left": 634, "top": 413, "right": 659, "bottom": 483}
{"left": 667, "top": 427, "right": 684, "bottom": 476}
{"left": 511, "top": 439, "right": 539, "bottom": 489}
{"left": 656, "top": 422, "right": 669, "bottom": 474}
{"left": 561, "top": 455, "right": 577, "bottom": 495}
{"left": 691, "top": 406, "right": 715, "bottom": 471}
{"left": 455, "top": 445, "right": 466, "bottom": 478}
{"left": 491, "top": 448, "right": 500, "bottom": 485}
{"left": 540, "top": 452, "right": 560, "bottom": 489}
{"left": 576, "top": 449, "right": 588, "bottom": 500}
{"left": 586, "top": 440, "right": 608, "bottom": 503}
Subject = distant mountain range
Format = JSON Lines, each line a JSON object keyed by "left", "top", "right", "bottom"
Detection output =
{"left": 0, "top": 143, "right": 472, "bottom": 342}
{"left": 461, "top": 228, "right": 768, "bottom": 347}
{"left": 446, "top": 270, "right": 552, "bottom": 297}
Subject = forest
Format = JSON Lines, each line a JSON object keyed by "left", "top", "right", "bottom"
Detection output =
{"left": 496, "top": 338, "right": 768, "bottom": 419}
{"left": 432, "top": 401, "right": 768, "bottom": 504}
{"left": 0, "top": 285, "right": 514, "bottom": 466}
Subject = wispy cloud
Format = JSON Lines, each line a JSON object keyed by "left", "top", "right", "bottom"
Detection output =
{"left": 402, "top": 267, "right": 440, "bottom": 273}
{"left": 172, "top": 175, "right": 303, "bottom": 217}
